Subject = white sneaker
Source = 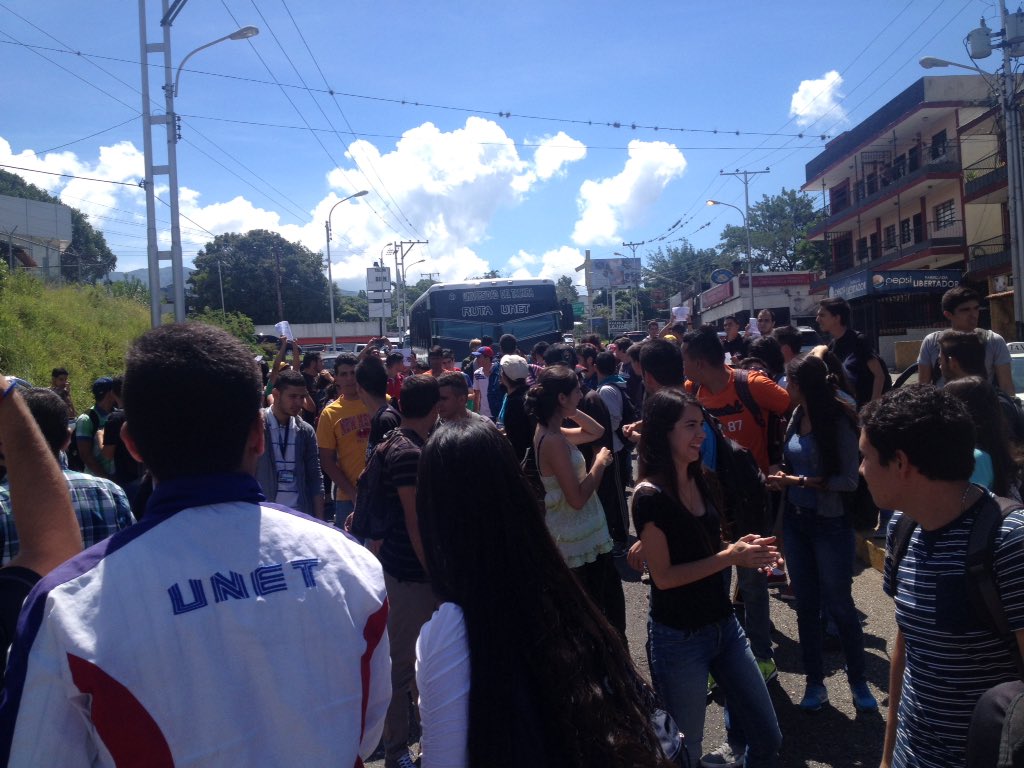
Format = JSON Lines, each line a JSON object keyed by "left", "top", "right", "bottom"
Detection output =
{"left": 700, "top": 742, "right": 744, "bottom": 768}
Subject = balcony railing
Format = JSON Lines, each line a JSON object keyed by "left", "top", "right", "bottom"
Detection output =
{"left": 964, "top": 151, "right": 1008, "bottom": 198}
{"left": 815, "top": 219, "right": 966, "bottom": 283}
{"left": 811, "top": 145, "right": 962, "bottom": 224}
{"left": 967, "top": 232, "right": 1011, "bottom": 274}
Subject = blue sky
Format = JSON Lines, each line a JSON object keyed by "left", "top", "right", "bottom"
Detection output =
{"left": 0, "top": 0, "right": 998, "bottom": 291}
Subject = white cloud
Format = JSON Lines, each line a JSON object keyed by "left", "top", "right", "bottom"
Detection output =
{"left": 571, "top": 140, "right": 686, "bottom": 246}
{"left": 508, "top": 245, "right": 586, "bottom": 287}
{"left": 532, "top": 131, "right": 587, "bottom": 180}
{"left": 0, "top": 117, "right": 588, "bottom": 289}
{"left": 789, "top": 70, "right": 846, "bottom": 128}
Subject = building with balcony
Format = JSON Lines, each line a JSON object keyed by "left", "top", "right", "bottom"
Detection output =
{"left": 801, "top": 75, "right": 994, "bottom": 364}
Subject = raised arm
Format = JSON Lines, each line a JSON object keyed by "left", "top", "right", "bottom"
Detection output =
{"left": 0, "top": 378, "right": 82, "bottom": 575}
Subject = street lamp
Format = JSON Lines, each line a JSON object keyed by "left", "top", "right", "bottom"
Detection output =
{"left": 174, "top": 27, "right": 259, "bottom": 96}
{"left": 138, "top": 2, "right": 259, "bottom": 327}
{"left": 921, "top": 40, "right": 1024, "bottom": 339}
{"left": 707, "top": 199, "right": 755, "bottom": 320}
{"left": 325, "top": 190, "right": 369, "bottom": 350}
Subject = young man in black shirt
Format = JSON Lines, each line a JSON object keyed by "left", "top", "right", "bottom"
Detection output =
{"left": 375, "top": 375, "right": 439, "bottom": 768}
{"left": 817, "top": 297, "right": 885, "bottom": 409}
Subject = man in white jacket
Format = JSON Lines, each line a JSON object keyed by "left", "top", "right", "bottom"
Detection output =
{"left": 0, "top": 323, "right": 390, "bottom": 767}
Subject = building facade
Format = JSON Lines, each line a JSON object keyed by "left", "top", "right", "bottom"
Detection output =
{"left": 801, "top": 75, "right": 995, "bottom": 363}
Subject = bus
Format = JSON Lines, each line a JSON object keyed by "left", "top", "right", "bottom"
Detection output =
{"left": 407, "top": 278, "right": 564, "bottom": 360}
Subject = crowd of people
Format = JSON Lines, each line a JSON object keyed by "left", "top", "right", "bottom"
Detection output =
{"left": 0, "top": 285, "right": 1020, "bottom": 766}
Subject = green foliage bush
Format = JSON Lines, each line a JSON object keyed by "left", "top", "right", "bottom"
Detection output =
{"left": 0, "top": 270, "right": 149, "bottom": 398}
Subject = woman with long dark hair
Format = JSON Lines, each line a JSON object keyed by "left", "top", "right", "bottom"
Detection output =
{"left": 634, "top": 388, "right": 782, "bottom": 767}
{"left": 414, "top": 419, "right": 681, "bottom": 768}
{"left": 944, "top": 376, "right": 1022, "bottom": 498}
{"left": 525, "top": 365, "right": 626, "bottom": 635}
{"left": 766, "top": 354, "right": 876, "bottom": 712}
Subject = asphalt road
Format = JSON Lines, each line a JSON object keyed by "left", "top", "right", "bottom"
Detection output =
{"left": 367, "top": 539, "right": 896, "bottom": 768}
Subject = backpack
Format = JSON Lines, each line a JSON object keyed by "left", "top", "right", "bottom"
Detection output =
{"left": 697, "top": 369, "right": 787, "bottom": 467}
{"left": 887, "top": 492, "right": 1024, "bottom": 676}
{"left": 350, "top": 427, "right": 407, "bottom": 541}
{"left": 65, "top": 407, "right": 99, "bottom": 472}
{"left": 604, "top": 382, "right": 638, "bottom": 444}
{"left": 700, "top": 407, "right": 773, "bottom": 538}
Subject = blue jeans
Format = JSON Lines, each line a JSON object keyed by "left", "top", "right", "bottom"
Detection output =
{"left": 648, "top": 615, "right": 781, "bottom": 767}
{"left": 783, "top": 505, "right": 866, "bottom": 686}
{"left": 736, "top": 565, "right": 773, "bottom": 661}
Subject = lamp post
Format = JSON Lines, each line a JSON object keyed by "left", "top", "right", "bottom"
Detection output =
{"left": 139, "top": 1, "right": 259, "bottom": 327}
{"left": 324, "top": 190, "right": 369, "bottom": 350}
{"left": 707, "top": 199, "right": 755, "bottom": 321}
{"left": 401, "top": 258, "right": 425, "bottom": 332}
{"left": 921, "top": 45, "right": 1024, "bottom": 339}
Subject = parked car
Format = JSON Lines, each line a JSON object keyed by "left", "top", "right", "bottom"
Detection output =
{"left": 796, "top": 326, "right": 823, "bottom": 350}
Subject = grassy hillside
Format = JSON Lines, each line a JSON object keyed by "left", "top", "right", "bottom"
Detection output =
{"left": 0, "top": 270, "right": 150, "bottom": 397}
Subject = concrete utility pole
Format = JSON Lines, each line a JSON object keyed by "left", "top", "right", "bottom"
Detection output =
{"left": 720, "top": 168, "right": 770, "bottom": 320}
{"left": 273, "top": 248, "right": 284, "bottom": 320}
{"left": 138, "top": 0, "right": 258, "bottom": 327}
{"left": 620, "top": 241, "right": 643, "bottom": 328}
{"left": 393, "top": 240, "right": 429, "bottom": 333}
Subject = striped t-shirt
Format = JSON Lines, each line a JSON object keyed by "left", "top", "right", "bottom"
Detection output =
{"left": 883, "top": 499, "right": 1024, "bottom": 767}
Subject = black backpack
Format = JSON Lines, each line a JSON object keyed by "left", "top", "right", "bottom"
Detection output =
{"left": 350, "top": 427, "right": 407, "bottom": 541}
{"left": 700, "top": 407, "right": 773, "bottom": 538}
{"left": 65, "top": 407, "right": 99, "bottom": 472}
{"left": 887, "top": 492, "right": 1024, "bottom": 675}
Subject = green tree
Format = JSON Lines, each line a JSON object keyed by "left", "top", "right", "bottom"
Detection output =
{"left": 189, "top": 230, "right": 331, "bottom": 324}
{"left": 717, "top": 188, "right": 825, "bottom": 272}
{"left": 106, "top": 276, "right": 150, "bottom": 305}
{"left": 189, "top": 307, "right": 258, "bottom": 348}
{"left": 0, "top": 169, "right": 117, "bottom": 283}
{"left": 556, "top": 275, "right": 579, "bottom": 304}
{"left": 644, "top": 241, "right": 726, "bottom": 297}
{"left": 335, "top": 291, "right": 369, "bottom": 322}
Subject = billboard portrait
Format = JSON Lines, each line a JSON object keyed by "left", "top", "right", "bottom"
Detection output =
{"left": 588, "top": 257, "right": 641, "bottom": 290}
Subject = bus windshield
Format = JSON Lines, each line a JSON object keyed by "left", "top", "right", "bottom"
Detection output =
{"left": 408, "top": 279, "right": 563, "bottom": 359}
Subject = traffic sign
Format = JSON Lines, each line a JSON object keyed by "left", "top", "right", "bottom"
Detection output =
{"left": 366, "top": 267, "right": 391, "bottom": 292}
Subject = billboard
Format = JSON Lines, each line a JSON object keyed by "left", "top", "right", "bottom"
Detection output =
{"left": 588, "top": 257, "right": 642, "bottom": 290}
{"left": 828, "top": 269, "right": 961, "bottom": 300}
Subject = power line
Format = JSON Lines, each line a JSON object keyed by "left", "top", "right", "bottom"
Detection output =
{"left": 0, "top": 36, "right": 834, "bottom": 142}
{"left": 272, "top": 0, "right": 424, "bottom": 243}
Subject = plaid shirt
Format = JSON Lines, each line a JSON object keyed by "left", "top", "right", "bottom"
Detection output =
{"left": 0, "top": 470, "right": 134, "bottom": 565}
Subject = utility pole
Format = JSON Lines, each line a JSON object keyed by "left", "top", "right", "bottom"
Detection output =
{"left": 394, "top": 239, "right": 429, "bottom": 332}
{"left": 217, "top": 260, "right": 225, "bottom": 314}
{"left": 423, "top": 272, "right": 440, "bottom": 282}
{"left": 720, "top": 168, "right": 770, "bottom": 322}
{"left": 621, "top": 241, "right": 643, "bottom": 328}
{"left": 273, "top": 248, "right": 284, "bottom": 320}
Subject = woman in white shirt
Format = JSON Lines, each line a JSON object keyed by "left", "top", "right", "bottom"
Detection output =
{"left": 413, "top": 419, "right": 681, "bottom": 768}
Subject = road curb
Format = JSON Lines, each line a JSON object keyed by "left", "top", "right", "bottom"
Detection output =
{"left": 855, "top": 530, "right": 886, "bottom": 573}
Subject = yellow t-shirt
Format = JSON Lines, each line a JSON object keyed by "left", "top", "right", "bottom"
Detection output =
{"left": 316, "top": 395, "right": 371, "bottom": 501}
